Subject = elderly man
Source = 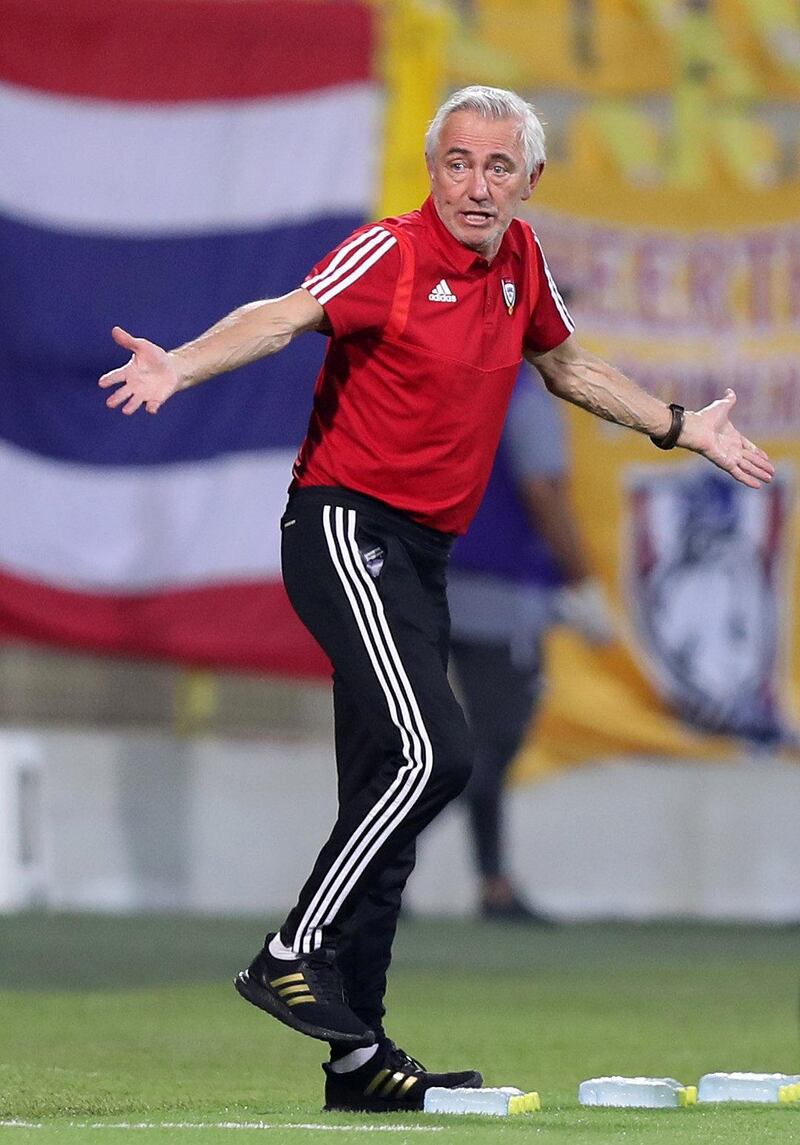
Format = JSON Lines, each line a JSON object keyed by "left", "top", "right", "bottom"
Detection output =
{"left": 100, "top": 85, "right": 773, "bottom": 1112}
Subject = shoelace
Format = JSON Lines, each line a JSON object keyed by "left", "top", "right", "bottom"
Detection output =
{"left": 384, "top": 1041, "right": 426, "bottom": 1074}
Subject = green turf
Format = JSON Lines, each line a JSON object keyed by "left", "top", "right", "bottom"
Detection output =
{"left": 1, "top": 913, "right": 799, "bottom": 1143}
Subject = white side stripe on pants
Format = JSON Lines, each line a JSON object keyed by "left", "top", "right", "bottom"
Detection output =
{"left": 293, "top": 506, "right": 434, "bottom": 954}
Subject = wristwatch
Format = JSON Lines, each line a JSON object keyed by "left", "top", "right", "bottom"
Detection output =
{"left": 649, "top": 403, "right": 685, "bottom": 450}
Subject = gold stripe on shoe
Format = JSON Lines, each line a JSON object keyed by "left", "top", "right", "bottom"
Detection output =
{"left": 380, "top": 1072, "right": 409, "bottom": 1097}
{"left": 269, "top": 972, "right": 305, "bottom": 987}
{"left": 396, "top": 1076, "right": 419, "bottom": 1097}
{"left": 364, "top": 1069, "right": 392, "bottom": 1096}
{"left": 277, "top": 983, "right": 313, "bottom": 997}
{"left": 285, "top": 993, "right": 316, "bottom": 1006}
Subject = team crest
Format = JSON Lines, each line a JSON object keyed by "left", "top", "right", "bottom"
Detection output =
{"left": 625, "top": 464, "right": 793, "bottom": 745}
{"left": 501, "top": 279, "right": 516, "bottom": 314}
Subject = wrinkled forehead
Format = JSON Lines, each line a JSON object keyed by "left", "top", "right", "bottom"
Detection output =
{"left": 433, "top": 110, "right": 526, "bottom": 163}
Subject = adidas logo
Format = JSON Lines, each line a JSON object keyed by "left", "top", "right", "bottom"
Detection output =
{"left": 428, "top": 278, "right": 457, "bottom": 303}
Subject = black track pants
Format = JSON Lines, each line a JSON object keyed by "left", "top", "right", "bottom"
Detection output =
{"left": 277, "top": 487, "right": 473, "bottom": 1018}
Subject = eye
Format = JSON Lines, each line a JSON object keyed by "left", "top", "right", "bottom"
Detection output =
{"left": 490, "top": 164, "right": 509, "bottom": 176}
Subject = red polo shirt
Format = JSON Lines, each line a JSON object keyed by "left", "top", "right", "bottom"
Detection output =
{"left": 293, "top": 195, "right": 572, "bottom": 534}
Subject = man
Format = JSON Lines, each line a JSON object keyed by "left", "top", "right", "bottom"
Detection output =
{"left": 99, "top": 85, "right": 773, "bottom": 1112}
{"left": 449, "top": 364, "right": 614, "bottom": 922}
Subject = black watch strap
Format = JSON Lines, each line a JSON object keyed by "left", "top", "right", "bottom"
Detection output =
{"left": 650, "top": 403, "right": 685, "bottom": 450}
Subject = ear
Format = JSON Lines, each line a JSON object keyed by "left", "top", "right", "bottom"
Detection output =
{"left": 521, "top": 161, "right": 544, "bottom": 201}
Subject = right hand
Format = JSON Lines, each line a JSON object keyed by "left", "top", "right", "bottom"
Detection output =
{"left": 98, "top": 326, "right": 182, "bottom": 415}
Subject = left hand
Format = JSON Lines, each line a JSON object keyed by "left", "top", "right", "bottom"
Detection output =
{"left": 679, "top": 389, "right": 774, "bottom": 489}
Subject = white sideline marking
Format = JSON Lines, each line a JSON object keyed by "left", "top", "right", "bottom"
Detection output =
{"left": 0, "top": 1122, "right": 443, "bottom": 1133}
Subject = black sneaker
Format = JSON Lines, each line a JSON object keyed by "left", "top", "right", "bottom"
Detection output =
{"left": 234, "top": 933, "right": 375, "bottom": 1046}
{"left": 323, "top": 1038, "right": 483, "bottom": 1112}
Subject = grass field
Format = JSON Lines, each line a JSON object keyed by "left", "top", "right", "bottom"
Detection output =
{"left": 1, "top": 913, "right": 799, "bottom": 1143}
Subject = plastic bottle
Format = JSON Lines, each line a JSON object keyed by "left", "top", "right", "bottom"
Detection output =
{"left": 579, "top": 1076, "right": 697, "bottom": 1108}
{"left": 697, "top": 1072, "right": 800, "bottom": 1103}
{"left": 423, "top": 1086, "right": 541, "bottom": 1116}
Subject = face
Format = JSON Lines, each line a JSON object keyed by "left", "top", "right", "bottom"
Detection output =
{"left": 426, "top": 110, "right": 542, "bottom": 262}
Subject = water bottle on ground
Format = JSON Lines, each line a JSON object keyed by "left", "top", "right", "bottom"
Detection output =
{"left": 698, "top": 1072, "right": 800, "bottom": 1103}
{"left": 423, "top": 1086, "right": 541, "bottom": 1116}
{"left": 579, "top": 1076, "right": 697, "bottom": 1108}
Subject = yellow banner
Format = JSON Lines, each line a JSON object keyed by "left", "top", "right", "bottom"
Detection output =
{"left": 515, "top": 175, "right": 800, "bottom": 781}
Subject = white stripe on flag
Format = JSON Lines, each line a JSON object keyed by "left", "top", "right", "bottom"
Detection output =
{"left": 0, "top": 439, "right": 294, "bottom": 590}
{"left": 0, "top": 81, "right": 380, "bottom": 235}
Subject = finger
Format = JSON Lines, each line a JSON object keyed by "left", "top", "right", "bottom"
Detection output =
{"left": 739, "top": 440, "right": 775, "bottom": 474}
{"left": 746, "top": 457, "right": 775, "bottom": 481}
{"left": 98, "top": 368, "right": 125, "bottom": 391}
{"left": 111, "top": 325, "right": 143, "bottom": 352}
{"left": 735, "top": 455, "right": 774, "bottom": 485}
{"left": 105, "top": 387, "right": 132, "bottom": 409}
{"left": 98, "top": 366, "right": 128, "bottom": 388}
{"left": 724, "top": 387, "right": 736, "bottom": 406}
{"left": 122, "top": 393, "right": 144, "bottom": 416}
{"left": 730, "top": 464, "right": 763, "bottom": 490}
{"left": 742, "top": 440, "right": 772, "bottom": 463}
{"left": 145, "top": 400, "right": 162, "bottom": 415}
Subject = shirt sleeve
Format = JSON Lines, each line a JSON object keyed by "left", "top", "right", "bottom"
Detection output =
{"left": 302, "top": 224, "right": 401, "bottom": 338}
{"left": 523, "top": 227, "right": 575, "bottom": 354}
{"left": 503, "top": 366, "right": 568, "bottom": 481}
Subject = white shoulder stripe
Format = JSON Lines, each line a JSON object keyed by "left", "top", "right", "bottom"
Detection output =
{"left": 305, "top": 225, "right": 392, "bottom": 295}
{"left": 315, "top": 234, "right": 397, "bottom": 306}
{"left": 307, "top": 228, "right": 393, "bottom": 300}
{"left": 303, "top": 225, "right": 386, "bottom": 290}
{"left": 534, "top": 233, "right": 575, "bottom": 332}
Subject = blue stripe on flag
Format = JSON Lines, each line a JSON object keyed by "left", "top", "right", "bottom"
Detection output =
{"left": 0, "top": 213, "right": 363, "bottom": 463}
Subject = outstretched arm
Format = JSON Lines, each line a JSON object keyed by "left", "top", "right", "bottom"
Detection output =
{"left": 99, "top": 288, "right": 326, "bottom": 415}
{"left": 526, "top": 335, "right": 774, "bottom": 489}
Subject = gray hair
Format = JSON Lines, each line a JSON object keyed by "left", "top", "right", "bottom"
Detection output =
{"left": 424, "top": 85, "right": 546, "bottom": 175}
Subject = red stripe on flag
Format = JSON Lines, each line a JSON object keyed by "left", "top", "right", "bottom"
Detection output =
{"left": 0, "top": 571, "right": 330, "bottom": 678}
{"left": 0, "top": 0, "right": 373, "bottom": 101}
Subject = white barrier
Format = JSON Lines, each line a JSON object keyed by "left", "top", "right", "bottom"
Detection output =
{"left": 0, "top": 727, "right": 798, "bottom": 921}
{"left": 0, "top": 733, "right": 47, "bottom": 908}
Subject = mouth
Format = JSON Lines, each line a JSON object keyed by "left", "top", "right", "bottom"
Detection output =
{"left": 460, "top": 210, "right": 495, "bottom": 226}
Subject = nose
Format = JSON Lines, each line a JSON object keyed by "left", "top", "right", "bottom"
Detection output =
{"left": 466, "top": 166, "right": 489, "bottom": 201}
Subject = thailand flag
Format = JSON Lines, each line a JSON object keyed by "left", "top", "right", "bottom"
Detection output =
{"left": 0, "top": 0, "right": 381, "bottom": 676}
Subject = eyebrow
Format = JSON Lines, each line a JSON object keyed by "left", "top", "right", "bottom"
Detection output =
{"left": 444, "top": 146, "right": 517, "bottom": 166}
